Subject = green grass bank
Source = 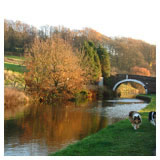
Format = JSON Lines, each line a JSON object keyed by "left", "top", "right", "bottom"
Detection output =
{"left": 4, "top": 55, "right": 26, "bottom": 89}
{"left": 4, "top": 55, "right": 26, "bottom": 73}
{"left": 4, "top": 62, "right": 26, "bottom": 73}
{"left": 50, "top": 94, "right": 156, "bottom": 156}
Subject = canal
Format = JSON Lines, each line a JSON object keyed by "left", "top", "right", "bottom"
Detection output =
{"left": 4, "top": 98, "right": 148, "bottom": 156}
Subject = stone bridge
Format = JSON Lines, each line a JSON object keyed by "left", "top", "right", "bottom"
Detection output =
{"left": 108, "top": 74, "right": 156, "bottom": 94}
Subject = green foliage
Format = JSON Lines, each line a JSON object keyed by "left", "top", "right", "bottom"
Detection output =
{"left": 82, "top": 41, "right": 101, "bottom": 81}
{"left": 76, "top": 90, "right": 88, "bottom": 99}
{"left": 103, "top": 75, "right": 115, "bottom": 89}
{"left": 73, "top": 90, "right": 89, "bottom": 104}
{"left": 97, "top": 45, "right": 110, "bottom": 78}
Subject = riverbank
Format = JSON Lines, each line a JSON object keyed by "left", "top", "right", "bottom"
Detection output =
{"left": 50, "top": 94, "right": 156, "bottom": 156}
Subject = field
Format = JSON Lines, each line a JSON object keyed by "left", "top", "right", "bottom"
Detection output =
{"left": 4, "top": 55, "right": 26, "bottom": 89}
{"left": 4, "top": 62, "right": 26, "bottom": 73}
{"left": 5, "top": 55, "right": 25, "bottom": 60}
{"left": 4, "top": 55, "right": 26, "bottom": 72}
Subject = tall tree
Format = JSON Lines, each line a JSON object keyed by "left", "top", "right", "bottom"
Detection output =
{"left": 97, "top": 45, "right": 110, "bottom": 78}
{"left": 81, "top": 41, "right": 102, "bottom": 82}
{"left": 24, "top": 38, "right": 86, "bottom": 102}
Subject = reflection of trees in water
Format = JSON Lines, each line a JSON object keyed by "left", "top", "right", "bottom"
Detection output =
{"left": 5, "top": 104, "right": 29, "bottom": 120}
{"left": 4, "top": 88, "right": 29, "bottom": 120}
{"left": 6, "top": 102, "right": 108, "bottom": 151}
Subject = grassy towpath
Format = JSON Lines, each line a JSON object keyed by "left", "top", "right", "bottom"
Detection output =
{"left": 50, "top": 94, "right": 156, "bottom": 156}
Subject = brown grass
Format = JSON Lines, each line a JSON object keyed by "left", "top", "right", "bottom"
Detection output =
{"left": 4, "top": 87, "right": 30, "bottom": 119}
{"left": 4, "top": 87, "right": 29, "bottom": 108}
{"left": 4, "top": 57, "right": 24, "bottom": 65}
{"left": 4, "top": 70, "right": 25, "bottom": 89}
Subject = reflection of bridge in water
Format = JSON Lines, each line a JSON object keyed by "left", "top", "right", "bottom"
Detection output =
{"left": 108, "top": 74, "right": 156, "bottom": 94}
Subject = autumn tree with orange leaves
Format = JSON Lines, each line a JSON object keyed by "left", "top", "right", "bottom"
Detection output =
{"left": 24, "top": 38, "right": 87, "bottom": 102}
{"left": 130, "top": 66, "right": 151, "bottom": 76}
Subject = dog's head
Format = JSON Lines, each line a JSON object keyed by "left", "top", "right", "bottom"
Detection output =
{"left": 133, "top": 115, "right": 141, "bottom": 124}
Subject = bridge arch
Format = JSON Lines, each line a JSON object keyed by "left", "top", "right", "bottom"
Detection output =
{"left": 112, "top": 79, "right": 148, "bottom": 94}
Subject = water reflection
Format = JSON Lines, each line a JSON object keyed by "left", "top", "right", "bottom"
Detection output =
{"left": 4, "top": 99, "right": 147, "bottom": 156}
{"left": 4, "top": 102, "right": 29, "bottom": 120}
{"left": 5, "top": 101, "right": 108, "bottom": 156}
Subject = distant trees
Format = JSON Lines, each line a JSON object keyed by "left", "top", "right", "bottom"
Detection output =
{"left": 106, "top": 37, "right": 156, "bottom": 76}
{"left": 130, "top": 66, "right": 151, "bottom": 76}
{"left": 4, "top": 19, "right": 156, "bottom": 84}
{"left": 4, "top": 20, "right": 37, "bottom": 55}
{"left": 24, "top": 38, "right": 86, "bottom": 102}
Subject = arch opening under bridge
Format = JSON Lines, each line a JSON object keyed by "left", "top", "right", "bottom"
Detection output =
{"left": 112, "top": 79, "right": 148, "bottom": 94}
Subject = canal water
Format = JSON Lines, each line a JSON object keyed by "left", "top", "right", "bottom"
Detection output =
{"left": 4, "top": 98, "right": 147, "bottom": 156}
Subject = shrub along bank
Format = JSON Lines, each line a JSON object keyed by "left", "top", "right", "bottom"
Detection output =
{"left": 50, "top": 94, "right": 156, "bottom": 156}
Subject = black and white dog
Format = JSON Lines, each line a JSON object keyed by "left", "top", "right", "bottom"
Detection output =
{"left": 149, "top": 111, "right": 156, "bottom": 126}
{"left": 129, "top": 111, "right": 142, "bottom": 130}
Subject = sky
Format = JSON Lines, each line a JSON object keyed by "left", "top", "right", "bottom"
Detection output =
{"left": 1, "top": 0, "right": 159, "bottom": 45}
